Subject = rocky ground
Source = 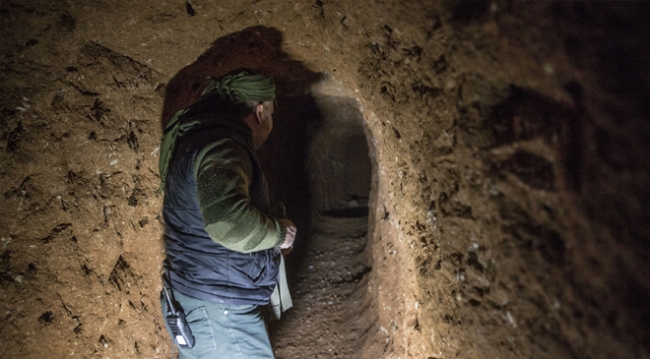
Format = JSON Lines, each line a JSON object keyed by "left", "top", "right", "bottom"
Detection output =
{"left": 1, "top": 1, "right": 649, "bottom": 359}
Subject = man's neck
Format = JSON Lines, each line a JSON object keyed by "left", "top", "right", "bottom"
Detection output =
{"left": 243, "top": 114, "right": 262, "bottom": 150}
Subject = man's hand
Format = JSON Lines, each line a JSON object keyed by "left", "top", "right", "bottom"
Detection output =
{"left": 278, "top": 219, "right": 297, "bottom": 253}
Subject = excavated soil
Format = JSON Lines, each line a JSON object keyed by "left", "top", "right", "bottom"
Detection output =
{"left": 2, "top": 1, "right": 650, "bottom": 359}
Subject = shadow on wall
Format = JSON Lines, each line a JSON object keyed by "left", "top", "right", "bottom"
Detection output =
{"left": 161, "top": 26, "right": 322, "bottom": 128}
{"left": 161, "top": 26, "right": 323, "bottom": 236}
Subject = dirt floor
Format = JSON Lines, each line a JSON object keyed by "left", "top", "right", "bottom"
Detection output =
{"left": 2, "top": 1, "right": 650, "bottom": 358}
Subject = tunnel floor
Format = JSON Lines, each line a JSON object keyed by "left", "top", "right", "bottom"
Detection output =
{"left": 270, "top": 217, "right": 372, "bottom": 359}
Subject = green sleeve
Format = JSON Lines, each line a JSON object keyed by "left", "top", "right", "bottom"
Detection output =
{"left": 193, "top": 138, "right": 285, "bottom": 253}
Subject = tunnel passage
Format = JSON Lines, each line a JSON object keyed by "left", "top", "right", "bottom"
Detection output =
{"left": 309, "top": 96, "right": 373, "bottom": 221}
{"left": 265, "top": 93, "right": 378, "bottom": 358}
{"left": 157, "top": 26, "right": 378, "bottom": 357}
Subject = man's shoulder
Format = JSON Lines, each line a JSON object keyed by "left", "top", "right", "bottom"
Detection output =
{"left": 192, "top": 134, "right": 255, "bottom": 177}
{"left": 198, "top": 135, "right": 248, "bottom": 159}
{"left": 181, "top": 124, "right": 237, "bottom": 154}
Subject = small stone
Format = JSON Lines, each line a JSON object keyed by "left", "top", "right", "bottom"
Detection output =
{"left": 543, "top": 63, "right": 554, "bottom": 75}
{"left": 15, "top": 275, "right": 23, "bottom": 283}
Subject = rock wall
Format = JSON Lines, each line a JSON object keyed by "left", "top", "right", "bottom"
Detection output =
{"left": 1, "top": 1, "right": 648, "bottom": 358}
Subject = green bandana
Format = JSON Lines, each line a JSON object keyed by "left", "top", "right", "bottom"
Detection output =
{"left": 202, "top": 70, "right": 275, "bottom": 104}
{"left": 158, "top": 70, "right": 275, "bottom": 193}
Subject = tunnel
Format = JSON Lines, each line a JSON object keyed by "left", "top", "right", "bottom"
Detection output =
{"left": 262, "top": 84, "right": 378, "bottom": 358}
{"left": 2, "top": 1, "right": 650, "bottom": 359}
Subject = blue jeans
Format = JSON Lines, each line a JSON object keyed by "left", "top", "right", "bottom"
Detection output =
{"left": 160, "top": 288, "right": 274, "bottom": 359}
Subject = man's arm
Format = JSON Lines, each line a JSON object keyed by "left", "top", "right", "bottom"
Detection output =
{"left": 193, "top": 138, "right": 286, "bottom": 253}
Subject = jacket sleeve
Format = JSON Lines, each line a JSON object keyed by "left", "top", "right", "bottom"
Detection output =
{"left": 192, "top": 138, "right": 286, "bottom": 253}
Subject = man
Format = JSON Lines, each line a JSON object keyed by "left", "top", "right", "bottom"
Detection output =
{"left": 158, "top": 69, "right": 297, "bottom": 359}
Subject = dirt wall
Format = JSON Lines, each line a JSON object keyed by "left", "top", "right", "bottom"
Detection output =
{"left": 1, "top": 1, "right": 649, "bottom": 358}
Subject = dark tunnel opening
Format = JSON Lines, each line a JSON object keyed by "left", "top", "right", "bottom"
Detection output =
{"left": 322, "top": 133, "right": 372, "bottom": 218}
{"left": 310, "top": 97, "right": 372, "bottom": 220}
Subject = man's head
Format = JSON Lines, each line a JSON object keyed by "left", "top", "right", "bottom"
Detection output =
{"left": 201, "top": 69, "right": 276, "bottom": 148}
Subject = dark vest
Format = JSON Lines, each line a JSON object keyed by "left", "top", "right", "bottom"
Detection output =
{"left": 162, "top": 122, "right": 280, "bottom": 306}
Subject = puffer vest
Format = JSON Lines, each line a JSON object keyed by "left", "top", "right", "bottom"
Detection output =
{"left": 162, "top": 122, "right": 280, "bottom": 306}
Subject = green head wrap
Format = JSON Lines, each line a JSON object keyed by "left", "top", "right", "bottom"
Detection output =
{"left": 157, "top": 70, "right": 275, "bottom": 193}
{"left": 202, "top": 70, "right": 275, "bottom": 103}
